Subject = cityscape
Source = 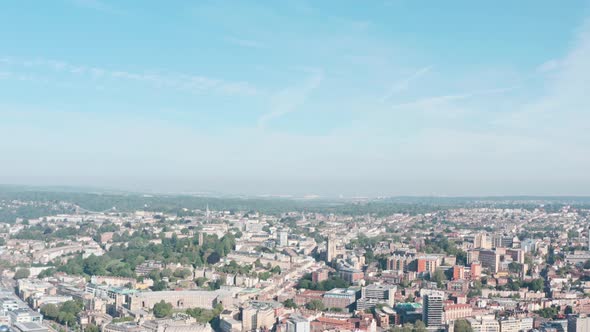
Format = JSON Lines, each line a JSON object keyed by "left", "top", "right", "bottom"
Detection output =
{"left": 2, "top": 1, "right": 590, "bottom": 332}
{"left": 0, "top": 190, "right": 589, "bottom": 332}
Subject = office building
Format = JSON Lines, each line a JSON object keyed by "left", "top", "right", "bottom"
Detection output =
{"left": 423, "top": 293, "right": 444, "bottom": 328}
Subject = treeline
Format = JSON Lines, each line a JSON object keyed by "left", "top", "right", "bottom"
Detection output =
{"left": 0, "top": 188, "right": 442, "bottom": 217}
{"left": 3, "top": 186, "right": 590, "bottom": 221}
{"left": 51, "top": 233, "right": 236, "bottom": 279}
{"left": 40, "top": 300, "right": 83, "bottom": 327}
{"left": 296, "top": 273, "right": 350, "bottom": 291}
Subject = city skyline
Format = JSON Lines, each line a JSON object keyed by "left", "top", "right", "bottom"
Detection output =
{"left": 1, "top": 1, "right": 590, "bottom": 196}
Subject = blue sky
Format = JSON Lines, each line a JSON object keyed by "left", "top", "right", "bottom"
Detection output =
{"left": 1, "top": 0, "right": 590, "bottom": 196}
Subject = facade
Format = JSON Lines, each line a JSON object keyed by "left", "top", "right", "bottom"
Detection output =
{"left": 285, "top": 314, "right": 310, "bottom": 332}
{"left": 479, "top": 250, "right": 501, "bottom": 273}
{"left": 241, "top": 302, "right": 277, "bottom": 332}
{"left": 422, "top": 293, "right": 444, "bottom": 328}
{"left": 278, "top": 231, "right": 289, "bottom": 248}
{"left": 499, "top": 318, "right": 533, "bottom": 332}
{"left": 387, "top": 255, "right": 413, "bottom": 272}
{"left": 453, "top": 266, "right": 465, "bottom": 280}
{"left": 311, "top": 270, "right": 328, "bottom": 283}
{"left": 323, "top": 288, "right": 357, "bottom": 309}
{"left": 443, "top": 304, "right": 472, "bottom": 322}
{"left": 568, "top": 315, "right": 590, "bottom": 332}
{"left": 326, "top": 236, "right": 337, "bottom": 262}
{"left": 361, "top": 284, "right": 396, "bottom": 307}
{"left": 339, "top": 267, "right": 364, "bottom": 284}
{"left": 128, "top": 290, "right": 235, "bottom": 311}
{"left": 468, "top": 317, "right": 500, "bottom": 332}
{"left": 474, "top": 233, "right": 492, "bottom": 249}
{"left": 90, "top": 276, "right": 137, "bottom": 288}
{"left": 416, "top": 256, "right": 439, "bottom": 274}
{"left": 219, "top": 318, "right": 241, "bottom": 332}
{"left": 471, "top": 262, "right": 482, "bottom": 279}
{"left": 506, "top": 249, "right": 525, "bottom": 264}
{"left": 142, "top": 317, "right": 212, "bottom": 332}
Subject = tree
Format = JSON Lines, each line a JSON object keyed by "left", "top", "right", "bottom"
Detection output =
{"left": 454, "top": 319, "right": 473, "bottom": 332}
{"left": 40, "top": 304, "right": 59, "bottom": 320}
{"left": 195, "top": 277, "right": 208, "bottom": 287}
{"left": 508, "top": 262, "right": 522, "bottom": 273}
{"left": 83, "top": 254, "right": 106, "bottom": 276}
{"left": 432, "top": 269, "right": 447, "bottom": 288}
{"left": 42, "top": 300, "right": 84, "bottom": 327}
{"left": 565, "top": 305, "right": 574, "bottom": 315}
{"left": 38, "top": 268, "right": 57, "bottom": 279}
{"left": 153, "top": 300, "right": 173, "bottom": 318}
{"left": 85, "top": 325, "right": 100, "bottom": 332}
{"left": 305, "top": 299, "right": 325, "bottom": 311}
{"left": 283, "top": 299, "right": 298, "bottom": 309}
{"left": 14, "top": 268, "right": 30, "bottom": 280}
{"left": 527, "top": 278, "right": 544, "bottom": 292}
{"left": 535, "top": 306, "right": 559, "bottom": 319}
{"left": 207, "top": 252, "right": 221, "bottom": 264}
{"left": 414, "top": 320, "right": 427, "bottom": 332}
{"left": 151, "top": 280, "right": 167, "bottom": 291}
{"left": 173, "top": 268, "right": 192, "bottom": 279}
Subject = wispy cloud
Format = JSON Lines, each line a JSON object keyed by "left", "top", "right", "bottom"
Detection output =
{"left": 499, "top": 19, "right": 590, "bottom": 134}
{"left": 536, "top": 59, "right": 562, "bottom": 73}
{"left": 258, "top": 69, "right": 324, "bottom": 129}
{"left": 380, "top": 65, "right": 432, "bottom": 103}
{"left": 390, "top": 86, "right": 518, "bottom": 110}
{"left": 0, "top": 56, "right": 259, "bottom": 96}
{"left": 225, "top": 37, "right": 266, "bottom": 49}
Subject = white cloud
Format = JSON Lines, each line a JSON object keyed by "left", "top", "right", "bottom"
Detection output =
{"left": 536, "top": 59, "right": 562, "bottom": 73}
{"left": 257, "top": 69, "right": 324, "bottom": 128}
{"left": 498, "top": 19, "right": 590, "bottom": 139}
{"left": 390, "top": 86, "right": 517, "bottom": 110}
{"left": 0, "top": 56, "right": 259, "bottom": 97}
{"left": 380, "top": 65, "right": 432, "bottom": 103}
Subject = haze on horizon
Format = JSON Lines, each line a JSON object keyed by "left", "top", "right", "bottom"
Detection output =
{"left": 1, "top": 1, "right": 590, "bottom": 197}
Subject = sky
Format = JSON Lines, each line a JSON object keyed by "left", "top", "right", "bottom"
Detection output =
{"left": 1, "top": 0, "right": 590, "bottom": 197}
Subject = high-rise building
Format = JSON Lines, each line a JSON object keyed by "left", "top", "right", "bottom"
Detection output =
{"left": 423, "top": 293, "right": 444, "bottom": 328}
{"left": 286, "top": 314, "right": 310, "bottom": 332}
{"left": 492, "top": 235, "right": 514, "bottom": 249}
{"left": 474, "top": 233, "right": 491, "bottom": 249}
{"left": 312, "top": 269, "right": 329, "bottom": 283}
{"left": 467, "top": 250, "right": 480, "bottom": 264}
{"left": 323, "top": 288, "right": 357, "bottom": 309}
{"left": 470, "top": 262, "right": 482, "bottom": 279}
{"left": 278, "top": 230, "right": 289, "bottom": 247}
{"left": 327, "top": 235, "right": 337, "bottom": 262}
{"left": 359, "top": 284, "right": 396, "bottom": 308}
{"left": 387, "top": 254, "right": 413, "bottom": 272}
{"left": 416, "top": 255, "right": 439, "bottom": 274}
{"left": 452, "top": 265, "right": 465, "bottom": 280}
{"left": 506, "top": 249, "right": 525, "bottom": 264}
{"left": 241, "top": 302, "right": 277, "bottom": 332}
{"left": 479, "top": 250, "right": 501, "bottom": 273}
{"left": 568, "top": 315, "right": 590, "bottom": 332}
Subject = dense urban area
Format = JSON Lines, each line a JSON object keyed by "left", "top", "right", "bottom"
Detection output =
{"left": 1, "top": 188, "right": 590, "bottom": 332}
